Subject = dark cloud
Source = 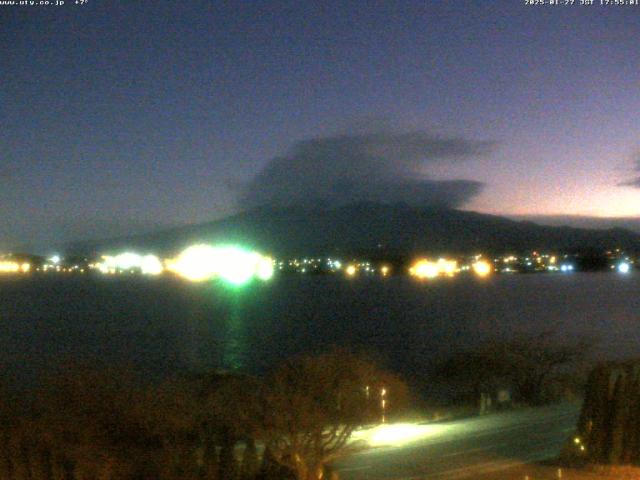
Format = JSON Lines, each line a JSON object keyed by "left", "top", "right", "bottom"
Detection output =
{"left": 618, "top": 152, "right": 640, "bottom": 188}
{"left": 240, "top": 131, "right": 495, "bottom": 210}
{"left": 511, "top": 215, "right": 640, "bottom": 234}
{"left": 619, "top": 174, "right": 640, "bottom": 188}
{"left": 620, "top": 178, "right": 640, "bottom": 188}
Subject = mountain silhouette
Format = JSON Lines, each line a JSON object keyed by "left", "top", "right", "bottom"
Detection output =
{"left": 68, "top": 203, "right": 640, "bottom": 257}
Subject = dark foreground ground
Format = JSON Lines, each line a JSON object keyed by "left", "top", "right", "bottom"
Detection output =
{"left": 470, "top": 465, "right": 640, "bottom": 480}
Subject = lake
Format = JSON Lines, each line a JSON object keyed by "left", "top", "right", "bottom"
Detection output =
{"left": 0, "top": 273, "right": 638, "bottom": 389}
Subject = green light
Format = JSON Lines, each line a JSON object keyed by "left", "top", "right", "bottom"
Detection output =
{"left": 215, "top": 247, "right": 259, "bottom": 286}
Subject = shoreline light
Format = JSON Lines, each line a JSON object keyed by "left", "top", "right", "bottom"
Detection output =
{"left": 97, "top": 252, "right": 164, "bottom": 276}
{"left": 167, "top": 245, "right": 219, "bottom": 282}
{"left": 0, "top": 262, "right": 20, "bottom": 273}
{"left": 141, "top": 255, "right": 164, "bottom": 275}
{"left": 472, "top": 260, "right": 492, "bottom": 277}
{"left": 0, "top": 262, "right": 31, "bottom": 274}
{"left": 167, "top": 244, "right": 274, "bottom": 284}
{"left": 410, "top": 258, "right": 458, "bottom": 279}
{"left": 256, "top": 256, "right": 275, "bottom": 281}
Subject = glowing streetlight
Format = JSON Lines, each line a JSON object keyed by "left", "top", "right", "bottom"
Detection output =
{"left": 472, "top": 260, "right": 492, "bottom": 277}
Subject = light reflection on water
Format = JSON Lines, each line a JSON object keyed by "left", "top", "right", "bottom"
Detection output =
{"left": 222, "top": 292, "right": 250, "bottom": 371}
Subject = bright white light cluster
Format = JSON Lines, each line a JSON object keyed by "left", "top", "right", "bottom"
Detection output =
{"left": 98, "top": 253, "right": 163, "bottom": 275}
{"left": 167, "top": 244, "right": 274, "bottom": 284}
{"left": 351, "top": 422, "right": 450, "bottom": 448}
{"left": 0, "top": 261, "right": 30, "bottom": 273}
{"left": 618, "top": 262, "right": 631, "bottom": 274}
{"left": 409, "top": 258, "right": 459, "bottom": 279}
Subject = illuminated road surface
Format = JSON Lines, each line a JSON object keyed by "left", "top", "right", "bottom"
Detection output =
{"left": 335, "top": 402, "right": 580, "bottom": 480}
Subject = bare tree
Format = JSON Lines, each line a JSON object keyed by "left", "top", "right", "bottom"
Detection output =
{"left": 34, "top": 365, "right": 164, "bottom": 479}
{"left": 575, "top": 359, "right": 640, "bottom": 465}
{"left": 258, "top": 349, "right": 408, "bottom": 480}
{"left": 434, "top": 331, "right": 592, "bottom": 405}
{"left": 0, "top": 355, "right": 408, "bottom": 480}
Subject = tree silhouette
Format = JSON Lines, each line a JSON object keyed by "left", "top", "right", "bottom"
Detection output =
{"left": 258, "top": 349, "right": 408, "bottom": 480}
{"left": 577, "top": 359, "right": 640, "bottom": 464}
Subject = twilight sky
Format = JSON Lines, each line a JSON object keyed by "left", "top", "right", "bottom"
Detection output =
{"left": 2, "top": 0, "right": 640, "bottom": 250}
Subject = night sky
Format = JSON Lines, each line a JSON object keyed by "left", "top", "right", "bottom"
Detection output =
{"left": 2, "top": 0, "right": 640, "bottom": 250}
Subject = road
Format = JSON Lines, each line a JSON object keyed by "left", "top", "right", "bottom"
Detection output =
{"left": 334, "top": 402, "right": 581, "bottom": 480}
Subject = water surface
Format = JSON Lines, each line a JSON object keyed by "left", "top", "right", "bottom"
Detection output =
{"left": 0, "top": 273, "right": 638, "bottom": 387}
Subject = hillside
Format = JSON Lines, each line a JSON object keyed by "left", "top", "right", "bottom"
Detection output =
{"left": 67, "top": 203, "right": 640, "bottom": 257}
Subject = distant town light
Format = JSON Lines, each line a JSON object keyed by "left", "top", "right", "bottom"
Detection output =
{"left": 256, "top": 256, "right": 275, "bottom": 281}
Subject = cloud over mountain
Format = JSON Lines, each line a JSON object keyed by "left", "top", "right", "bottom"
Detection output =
{"left": 240, "top": 131, "right": 495, "bottom": 210}
{"left": 619, "top": 152, "right": 640, "bottom": 188}
{"left": 622, "top": 178, "right": 640, "bottom": 187}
